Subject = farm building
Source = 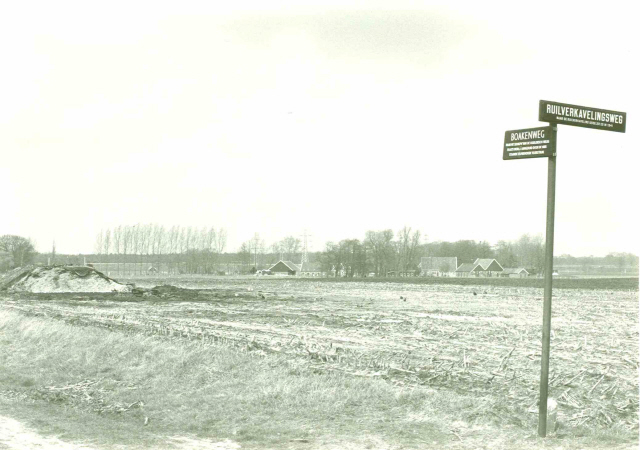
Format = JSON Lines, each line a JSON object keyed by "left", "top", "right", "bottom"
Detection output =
{"left": 386, "top": 270, "right": 419, "bottom": 277}
{"left": 473, "top": 258, "right": 504, "bottom": 277}
{"left": 268, "top": 260, "right": 300, "bottom": 276}
{"left": 419, "top": 257, "right": 458, "bottom": 277}
{"left": 455, "top": 262, "right": 481, "bottom": 277}
{"left": 501, "top": 267, "right": 529, "bottom": 278}
{"left": 399, "top": 270, "right": 419, "bottom": 277}
{"left": 455, "top": 259, "right": 504, "bottom": 277}
{"left": 299, "top": 261, "right": 324, "bottom": 277}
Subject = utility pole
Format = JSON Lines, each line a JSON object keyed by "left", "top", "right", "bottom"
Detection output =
{"left": 299, "top": 229, "right": 312, "bottom": 266}
{"left": 251, "top": 233, "right": 261, "bottom": 268}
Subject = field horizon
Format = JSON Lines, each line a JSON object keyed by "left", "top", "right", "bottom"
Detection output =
{"left": 119, "top": 274, "right": 639, "bottom": 291}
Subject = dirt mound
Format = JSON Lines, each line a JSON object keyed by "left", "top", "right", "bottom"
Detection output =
{"left": 0, "top": 266, "right": 34, "bottom": 290}
{"left": 149, "top": 285, "right": 195, "bottom": 297}
{"left": 0, "top": 266, "right": 132, "bottom": 293}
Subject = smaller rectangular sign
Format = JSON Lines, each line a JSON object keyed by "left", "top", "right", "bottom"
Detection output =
{"left": 539, "top": 100, "right": 626, "bottom": 133}
{"left": 503, "top": 126, "right": 555, "bottom": 160}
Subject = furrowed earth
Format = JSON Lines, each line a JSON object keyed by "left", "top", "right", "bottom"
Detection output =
{"left": 1, "top": 274, "right": 638, "bottom": 449}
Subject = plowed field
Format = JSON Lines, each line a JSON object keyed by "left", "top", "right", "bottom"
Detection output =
{"left": 2, "top": 278, "right": 638, "bottom": 432}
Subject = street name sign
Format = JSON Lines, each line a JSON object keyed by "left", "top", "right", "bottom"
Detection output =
{"left": 503, "top": 99, "right": 627, "bottom": 437}
{"left": 539, "top": 100, "right": 626, "bottom": 133}
{"left": 503, "top": 126, "right": 555, "bottom": 160}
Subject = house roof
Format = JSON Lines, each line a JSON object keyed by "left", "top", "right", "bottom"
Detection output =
{"left": 456, "top": 263, "right": 479, "bottom": 272}
{"left": 502, "top": 267, "right": 529, "bottom": 275}
{"left": 473, "top": 258, "right": 504, "bottom": 271}
{"left": 268, "top": 260, "right": 300, "bottom": 272}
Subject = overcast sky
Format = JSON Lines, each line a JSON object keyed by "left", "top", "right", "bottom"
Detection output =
{"left": 1, "top": 1, "right": 637, "bottom": 257}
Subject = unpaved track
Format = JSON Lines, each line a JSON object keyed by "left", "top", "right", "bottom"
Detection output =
{"left": 0, "top": 415, "right": 242, "bottom": 450}
{"left": 0, "top": 415, "right": 97, "bottom": 449}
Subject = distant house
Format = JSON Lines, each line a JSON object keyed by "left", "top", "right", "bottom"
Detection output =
{"left": 398, "top": 270, "right": 419, "bottom": 277}
{"left": 501, "top": 267, "right": 529, "bottom": 278}
{"left": 299, "top": 261, "right": 323, "bottom": 277}
{"left": 519, "top": 267, "right": 538, "bottom": 277}
{"left": 473, "top": 258, "right": 504, "bottom": 277}
{"left": 387, "top": 270, "right": 418, "bottom": 277}
{"left": 455, "top": 262, "right": 481, "bottom": 277}
{"left": 419, "top": 257, "right": 458, "bottom": 277}
{"left": 330, "top": 263, "right": 347, "bottom": 278}
{"left": 268, "top": 260, "right": 300, "bottom": 276}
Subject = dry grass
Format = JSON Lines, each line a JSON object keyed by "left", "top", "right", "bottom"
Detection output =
{"left": 0, "top": 309, "right": 454, "bottom": 449}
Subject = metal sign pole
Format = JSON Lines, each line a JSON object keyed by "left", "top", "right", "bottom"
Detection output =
{"left": 538, "top": 124, "right": 557, "bottom": 437}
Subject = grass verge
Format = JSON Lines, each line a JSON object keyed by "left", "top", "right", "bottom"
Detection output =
{"left": 0, "top": 309, "right": 636, "bottom": 449}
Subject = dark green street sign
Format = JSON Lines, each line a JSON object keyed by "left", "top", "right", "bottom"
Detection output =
{"left": 504, "top": 99, "right": 627, "bottom": 437}
{"left": 539, "top": 100, "right": 626, "bottom": 133}
{"left": 503, "top": 126, "right": 555, "bottom": 160}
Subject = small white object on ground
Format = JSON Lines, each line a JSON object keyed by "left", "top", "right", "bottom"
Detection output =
{"left": 547, "top": 397, "right": 558, "bottom": 432}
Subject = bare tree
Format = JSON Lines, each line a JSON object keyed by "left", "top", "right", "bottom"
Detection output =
{"left": 122, "top": 226, "right": 133, "bottom": 275}
{"left": 251, "top": 233, "right": 260, "bottom": 267}
{"left": 365, "top": 229, "right": 395, "bottom": 276}
{"left": 132, "top": 225, "right": 142, "bottom": 275}
{"left": 168, "top": 226, "right": 179, "bottom": 274}
{"left": 271, "top": 241, "right": 284, "bottom": 261}
{"left": 322, "top": 241, "right": 342, "bottom": 276}
{"left": 238, "top": 241, "right": 252, "bottom": 267}
{"left": 338, "top": 239, "right": 365, "bottom": 277}
{"left": 103, "top": 228, "right": 111, "bottom": 270}
{"left": 216, "top": 228, "right": 227, "bottom": 254}
{"left": 184, "top": 227, "right": 193, "bottom": 253}
{"left": 94, "top": 230, "right": 104, "bottom": 260}
{"left": 154, "top": 224, "right": 166, "bottom": 273}
{"left": 113, "top": 226, "right": 122, "bottom": 275}
{"left": 515, "top": 233, "right": 545, "bottom": 274}
{"left": 494, "top": 240, "right": 518, "bottom": 268}
{"left": 92, "top": 223, "right": 230, "bottom": 276}
{"left": 396, "top": 227, "right": 421, "bottom": 273}
{"left": 0, "top": 235, "right": 37, "bottom": 268}
{"left": 280, "top": 236, "right": 301, "bottom": 262}
{"left": 249, "top": 233, "right": 266, "bottom": 268}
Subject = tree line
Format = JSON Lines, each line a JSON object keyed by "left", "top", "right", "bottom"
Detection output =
{"left": 555, "top": 252, "right": 639, "bottom": 270}
{"left": 236, "top": 234, "right": 303, "bottom": 268}
{"left": 315, "top": 228, "right": 547, "bottom": 277}
{"left": 93, "top": 224, "right": 227, "bottom": 274}
{"left": 314, "top": 231, "right": 638, "bottom": 277}
{"left": 320, "top": 228, "right": 422, "bottom": 277}
{"left": 1, "top": 229, "right": 638, "bottom": 276}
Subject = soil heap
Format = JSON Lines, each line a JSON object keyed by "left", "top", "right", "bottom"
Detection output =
{"left": 0, "top": 265, "right": 132, "bottom": 293}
